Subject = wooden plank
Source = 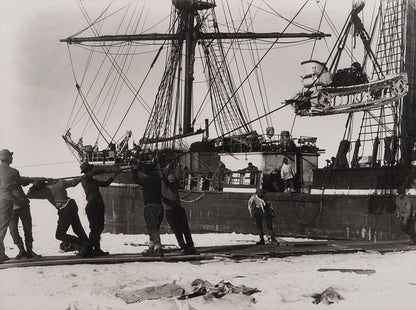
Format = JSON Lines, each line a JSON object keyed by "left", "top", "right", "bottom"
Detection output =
{"left": 318, "top": 268, "right": 376, "bottom": 275}
{"left": 1, "top": 239, "right": 414, "bottom": 269}
{"left": 0, "top": 252, "right": 213, "bottom": 270}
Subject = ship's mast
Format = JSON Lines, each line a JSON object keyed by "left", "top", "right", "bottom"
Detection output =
{"left": 402, "top": 0, "right": 416, "bottom": 165}
{"left": 183, "top": 7, "right": 196, "bottom": 134}
{"left": 61, "top": 0, "right": 330, "bottom": 142}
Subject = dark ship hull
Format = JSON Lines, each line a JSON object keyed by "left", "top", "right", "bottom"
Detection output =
{"left": 101, "top": 163, "right": 409, "bottom": 241}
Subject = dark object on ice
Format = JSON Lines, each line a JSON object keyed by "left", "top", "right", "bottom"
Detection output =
{"left": 312, "top": 287, "right": 344, "bottom": 305}
{"left": 60, "top": 241, "right": 82, "bottom": 252}
{"left": 178, "top": 278, "right": 261, "bottom": 300}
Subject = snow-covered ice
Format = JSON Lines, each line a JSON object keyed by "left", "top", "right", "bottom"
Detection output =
{"left": 0, "top": 200, "right": 415, "bottom": 310}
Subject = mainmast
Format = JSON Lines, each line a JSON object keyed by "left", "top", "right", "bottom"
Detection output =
{"left": 181, "top": 3, "right": 199, "bottom": 134}
{"left": 402, "top": 0, "right": 416, "bottom": 165}
{"left": 61, "top": 0, "right": 330, "bottom": 147}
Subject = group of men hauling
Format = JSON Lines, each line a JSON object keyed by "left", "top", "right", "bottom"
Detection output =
{"left": 2, "top": 147, "right": 415, "bottom": 264}
{"left": 0, "top": 148, "right": 198, "bottom": 263}
{"left": 0, "top": 145, "right": 296, "bottom": 264}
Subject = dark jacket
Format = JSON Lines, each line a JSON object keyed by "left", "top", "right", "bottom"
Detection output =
{"left": 0, "top": 162, "right": 33, "bottom": 207}
{"left": 161, "top": 175, "right": 181, "bottom": 210}
{"left": 81, "top": 175, "right": 113, "bottom": 203}
{"left": 133, "top": 171, "right": 162, "bottom": 205}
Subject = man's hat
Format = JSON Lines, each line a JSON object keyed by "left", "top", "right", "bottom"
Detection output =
{"left": 0, "top": 149, "right": 13, "bottom": 160}
{"left": 80, "top": 162, "right": 94, "bottom": 173}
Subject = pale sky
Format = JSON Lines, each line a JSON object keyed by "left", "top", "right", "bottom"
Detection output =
{"left": 0, "top": 0, "right": 377, "bottom": 177}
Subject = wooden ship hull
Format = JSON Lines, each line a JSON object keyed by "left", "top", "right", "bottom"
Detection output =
{"left": 101, "top": 162, "right": 408, "bottom": 241}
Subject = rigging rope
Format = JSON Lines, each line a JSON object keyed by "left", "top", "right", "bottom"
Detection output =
{"left": 245, "top": 0, "right": 272, "bottom": 129}
{"left": 216, "top": 101, "right": 292, "bottom": 141}
{"left": 194, "top": 1, "right": 259, "bottom": 136}
{"left": 75, "top": 84, "right": 111, "bottom": 144}
{"left": 261, "top": 1, "right": 318, "bottom": 33}
{"left": 289, "top": 192, "right": 321, "bottom": 226}
{"left": 16, "top": 161, "right": 79, "bottom": 169}
{"left": 79, "top": 2, "right": 151, "bottom": 117}
{"left": 309, "top": 0, "right": 327, "bottom": 59}
{"left": 230, "top": 0, "right": 266, "bottom": 133}
{"left": 208, "top": 0, "right": 311, "bottom": 131}
{"left": 113, "top": 44, "right": 165, "bottom": 140}
{"left": 70, "top": 2, "right": 114, "bottom": 38}
{"left": 68, "top": 2, "right": 172, "bottom": 146}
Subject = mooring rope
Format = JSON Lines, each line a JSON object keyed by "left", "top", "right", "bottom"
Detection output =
{"left": 180, "top": 193, "right": 206, "bottom": 203}
{"left": 288, "top": 192, "right": 322, "bottom": 226}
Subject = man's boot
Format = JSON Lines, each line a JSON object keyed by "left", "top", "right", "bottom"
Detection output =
{"left": 25, "top": 243, "right": 40, "bottom": 259}
{"left": 92, "top": 248, "right": 110, "bottom": 256}
{"left": 153, "top": 245, "right": 164, "bottom": 257}
{"left": 256, "top": 235, "right": 265, "bottom": 245}
{"left": 15, "top": 244, "right": 27, "bottom": 259}
{"left": 183, "top": 245, "right": 198, "bottom": 255}
{"left": 77, "top": 241, "right": 94, "bottom": 258}
{"left": 267, "top": 230, "right": 279, "bottom": 245}
{"left": 0, "top": 254, "right": 10, "bottom": 264}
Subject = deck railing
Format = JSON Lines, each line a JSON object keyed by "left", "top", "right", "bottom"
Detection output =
{"left": 179, "top": 170, "right": 260, "bottom": 191}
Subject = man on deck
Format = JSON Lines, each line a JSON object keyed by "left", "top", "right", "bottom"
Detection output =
{"left": 280, "top": 158, "right": 295, "bottom": 192}
{"left": 239, "top": 162, "right": 259, "bottom": 185}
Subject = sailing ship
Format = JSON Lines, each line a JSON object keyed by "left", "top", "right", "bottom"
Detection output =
{"left": 60, "top": 0, "right": 415, "bottom": 241}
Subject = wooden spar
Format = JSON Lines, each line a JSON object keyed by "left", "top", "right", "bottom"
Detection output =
{"left": 139, "top": 128, "right": 204, "bottom": 144}
{"left": 59, "top": 32, "right": 330, "bottom": 44}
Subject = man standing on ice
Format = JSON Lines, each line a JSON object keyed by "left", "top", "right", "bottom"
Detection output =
{"left": 162, "top": 162, "right": 197, "bottom": 255}
{"left": 0, "top": 149, "right": 39, "bottom": 263}
{"left": 132, "top": 163, "right": 164, "bottom": 257}
{"left": 395, "top": 187, "right": 416, "bottom": 245}
{"left": 248, "top": 188, "right": 278, "bottom": 245}
{"left": 8, "top": 201, "right": 40, "bottom": 259}
{"left": 80, "top": 162, "right": 117, "bottom": 256}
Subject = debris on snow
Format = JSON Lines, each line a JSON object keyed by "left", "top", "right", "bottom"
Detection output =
{"left": 116, "top": 283, "right": 184, "bottom": 304}
{"left": 311, "top": 287, "right": 344, "bottom": 305}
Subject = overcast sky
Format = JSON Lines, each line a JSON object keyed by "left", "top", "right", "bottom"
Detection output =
{"left": 0, "top": 0, "right": 378, "bottom": 177}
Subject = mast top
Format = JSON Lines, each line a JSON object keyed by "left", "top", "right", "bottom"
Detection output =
{"left": 172, "top": 0, "right": 215, "bottom": 11}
